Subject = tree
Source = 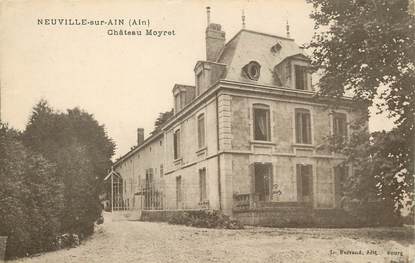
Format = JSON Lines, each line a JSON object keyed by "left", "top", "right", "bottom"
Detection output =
{"left": 22, "top": 100, "right": 116, "bottom": 236}
{"left": 308, "top": 0, "right": 414, "bottom": 220}
{"left": 57, "top": 142, "right": 99, "bottom": 235}
{"left": 22, "top": 99, "right": 70, "bottom": 160}
{"left": 0, "top": 123, "right": 63, "bottom": 258}
{"left": 151, "top": 109, "right": 174, "bottom": 135}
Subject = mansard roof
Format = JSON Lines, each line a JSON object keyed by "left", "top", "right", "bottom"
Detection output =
{"left": 216, "top": 29, "right": 307, "bottom": 85}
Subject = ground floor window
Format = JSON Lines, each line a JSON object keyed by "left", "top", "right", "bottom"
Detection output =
{"left": 199, "top": 168, "right": 207, "bottom": 202}
{"left": 176, "top": 176, "right": 182, "bottom": 209}
{"left": 296, "top": 164, "right": 313, "bottom": 203}
{"left": 112, "top": 174, "right": 124, "bottom": 211}
{"left": 144, "top": 169, "right": 154, "bottom": 209}
{"left": 254, "top": 163, "right": 273, "bottom": 202}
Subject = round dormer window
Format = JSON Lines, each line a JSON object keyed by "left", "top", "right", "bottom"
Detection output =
{"left": 244, "top": 61, "right": 261, "bottom": 80}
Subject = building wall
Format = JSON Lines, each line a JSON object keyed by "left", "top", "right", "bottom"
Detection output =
{"left": 114, "top": 85, "right": 364, "bottom": 216}
{"left": 114, "top": 92, "right": 224, "bottom": 212}
{"left": 114, "top": 135, "right": 165, "bottom": 210}
{"left": 163, "top": 94, "right": 221, "bottom": 210}
{"left": 224, "top": 92, "right": 363, "bottom": 211}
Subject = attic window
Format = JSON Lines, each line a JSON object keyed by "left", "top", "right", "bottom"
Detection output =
{"left": 243, "top": 61, "right": 261, "bottom": 81}
{"left": 271, "top": 42, "right": 282, "bottom": 53}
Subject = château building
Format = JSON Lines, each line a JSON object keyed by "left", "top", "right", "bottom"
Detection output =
{"left": 108, "top": 12, "right": 365, "bottom": 225}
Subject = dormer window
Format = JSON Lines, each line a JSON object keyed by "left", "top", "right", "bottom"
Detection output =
{"left": 243, "top": 61, "right": 261, "bottom": 81}
{"left": 271, "top": 42, "right": 282, "bottom": 53}
{"left": 174, "top": 89, "right": 187, "bottom": 113}
{"left": 294, "top": 65, "right": 308, "bottom": 90}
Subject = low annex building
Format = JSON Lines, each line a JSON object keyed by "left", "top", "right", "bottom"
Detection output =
{"left": 109, "top": 15, "right": 366, "bottom": 226}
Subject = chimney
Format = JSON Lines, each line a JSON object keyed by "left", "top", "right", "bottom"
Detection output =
{"left": 205, "top": 8, "right": 225, "bottom": 61}
{"left": 137, "top": 128, "right": 144, "bottom": 145}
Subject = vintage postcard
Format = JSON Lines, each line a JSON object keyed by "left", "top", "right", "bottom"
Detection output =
{"left": 0, "top": 0, "right": 414, "bottom": 262}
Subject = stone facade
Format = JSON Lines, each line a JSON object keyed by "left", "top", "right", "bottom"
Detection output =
{"left": 112, "top": 24, "right": 366, "bottom": 225}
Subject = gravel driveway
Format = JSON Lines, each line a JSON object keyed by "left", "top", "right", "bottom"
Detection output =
{"left": 10, "top": 213, "right": 414, "bottom": 263}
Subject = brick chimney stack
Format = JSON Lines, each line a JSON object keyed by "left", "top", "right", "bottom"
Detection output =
{"left": 137, "top": 128, "right": 144, "bottom": 145}
{"left": 205, "top": 7, "right": 225, "bottom": 62}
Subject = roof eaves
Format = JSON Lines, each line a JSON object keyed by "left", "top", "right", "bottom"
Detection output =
{"left": 276, "top": 53, "right": 311, "bottom": 67}
{"left": 113, "top": 131, "right": 164, "bottom": 168}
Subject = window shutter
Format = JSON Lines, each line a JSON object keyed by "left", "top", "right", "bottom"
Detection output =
{"left": 308, "top": 114, "right": 312, "bottom": 143}
{"left": 302, "top": 114, "right": 307, "bottom": 143}
{"left": 248, "top": 106, "right": 251, "bottom": 138}
{"left": 267, "top": 164, "right": 273, "bottom": 198}
{"left": 199, "top": 171, "right": 202, "bottom": 202}
{"left": 307, "top": 165, "right": 313, "bottom": 200}
{"left": 249, "top": 163, "right": 255, "bottom": 206}
{"left": 333, "top": 117, "right": 338, "bottom": 136}
{"left": 296, "top": 164, "right": 302, "bottom": 202}
{"left": 295, "top": 112, "right": 301, "bottom": 143}
{"left": 303, "top": 67, "right": 308, "bottom": 90}
{"left": 342, "top": 116, "right": 348, "bottom": 137}
{"left": 249, "top": 164, "right": 255, "bottom": 193}
{"left": 173, "top": 132, "right": 177, "bottom": 159}
{"left": 303, "top": 113, "right": 311, "bottom": 144}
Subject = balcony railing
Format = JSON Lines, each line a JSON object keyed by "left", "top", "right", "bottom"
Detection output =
{"left": 233, "top": 193, "right": 312, "bottom": 211}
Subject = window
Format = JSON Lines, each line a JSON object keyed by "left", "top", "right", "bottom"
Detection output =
{"left": 197, "top": 114, "right": 205, "bottom": 148}
{"left": 271, "top": 42, "right": 282, "bottom": 53}
{"left": 173, "top": 129, "right": 181, "bottom": 159}
{"left": 180, "top": 92, "right": 186, "bottom": 109}
{"left": 145, "top": 168, "right": 155, "bottom": 210}
{"left": 176, "top": 176, "right": 182, "bottom": 208}
{"left": 253, "top": 104, "right": 271, "bottom": 141}
{"left": 174, "top": 91, "right": 187, "bottom": 113}
{"left": 295, "top": 109, "right": 312, "bottom": 144}
{"left": 243, "top": 61, "right": 261, "bottom": 80}
{"left": 160, "top": 164, "right": 163, "bottom": 177}
{"left": 254, "top": 163, "right": 273, "bottom": 201}
{"left": 295, "top": 65, "right": 308, "bottom": 90}
{"left": 199, "top": 168, "right": 207, "bottom": 202}
{"left": 296, "top": 164, "right": 313, "bottom": 203}
{"left": 145, "top": 168, "right": 153, "bottom": 188}
{"left": 333, "top": 113, "right": 348, "bottom": 138}
{"left": 174, "top": 94, "right": 180, "bottom": 113}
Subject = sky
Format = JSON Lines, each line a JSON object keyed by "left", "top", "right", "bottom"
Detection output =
{"left": 0, "top": 0, "right": 394, "bottom": 159}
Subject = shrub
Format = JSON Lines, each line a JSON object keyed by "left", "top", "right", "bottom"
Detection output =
{"left": 53, "top": 233, "right": 80, "bottom": 250}
{"left": 168, "top": 210, "right": 244, "bottom": 229}
{"left": 96, "top": 215, "right": 104, "bottom": 225}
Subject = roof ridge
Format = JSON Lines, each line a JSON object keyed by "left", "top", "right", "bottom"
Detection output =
{"left": 240, "top": 29, "right": 295, "bottom": 41}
